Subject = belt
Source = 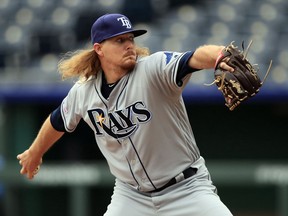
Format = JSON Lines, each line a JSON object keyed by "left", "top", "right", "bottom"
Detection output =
{"left": 150, "top": 167, "right": 197, "bottom": 193}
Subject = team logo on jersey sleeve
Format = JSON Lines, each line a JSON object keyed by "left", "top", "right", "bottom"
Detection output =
{"left": 88, "top": 101, "right": 151, "bottom": 139}
{"left": 164, "top": 52, "right": 179, "bottom": 65}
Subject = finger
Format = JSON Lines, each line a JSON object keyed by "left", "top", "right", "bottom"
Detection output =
{"left": 16, "top": 154, "right": 21, "bottom": 160}
{"left": 227, "top": 66, "right": 234, "bottom": 72}
{"left": 220, "top": 62, "right": 234, "bottom": 72}
{"left": 33, "top": 165, "right": 40, "bottom": 175}
{"left": 20, "top": 167, "right": 27, "bottom": 175}
{"left": 27, "top": 172, "right": 34, "bottom": 180}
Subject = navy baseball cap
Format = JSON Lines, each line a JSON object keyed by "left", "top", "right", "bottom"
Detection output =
{"left": 91, "top": 13, "right": 147, "bottom": 44}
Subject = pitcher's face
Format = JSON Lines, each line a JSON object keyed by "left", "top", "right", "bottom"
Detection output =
{"left": 95, "top": 33, "right": 137, "bottom": 72}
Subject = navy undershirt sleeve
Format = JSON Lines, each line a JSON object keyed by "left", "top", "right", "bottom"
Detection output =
{"left": 176, "top": 51, "right": 200, "bottom": 86}
{"left": 50, "top": 105, "right": 67, "bottom": 132}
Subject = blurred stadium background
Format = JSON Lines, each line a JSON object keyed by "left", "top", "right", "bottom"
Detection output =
{"left": 0, "top": 0, "right": 287, "bottom": 215}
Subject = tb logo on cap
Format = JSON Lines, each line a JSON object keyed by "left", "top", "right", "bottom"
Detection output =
{"left": 117, "top": 17, "right": 132, "bottom": 29}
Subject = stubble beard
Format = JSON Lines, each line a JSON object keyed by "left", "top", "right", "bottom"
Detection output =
{"left": 121, "top": 58, "right": 136, "bottom": 72}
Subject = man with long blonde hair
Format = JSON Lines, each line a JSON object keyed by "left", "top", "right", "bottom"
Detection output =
{"left": 17, "top": 13, "right": 234, "bottom": 215}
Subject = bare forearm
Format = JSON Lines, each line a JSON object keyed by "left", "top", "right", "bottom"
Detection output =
{"left": 29, "top": 115, "right": 64, "bottom": 157}
{"left": 17, "top": 115, "right": 64, "bottom": 179}
{"left": 189, "top": 45, "right": 225, "bottom": 70}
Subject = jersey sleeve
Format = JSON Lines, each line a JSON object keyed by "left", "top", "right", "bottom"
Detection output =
{"left": 50, "top": 105, "right": 66, "bottom": 132}
{"left": 176, "top": 51, "right": 200, "bottom": 86}
{"left": 58, "top": 83, "right": 83, "bottom": 133}
{"left": 143, "top": 51, "right": 196, "bottom": 94}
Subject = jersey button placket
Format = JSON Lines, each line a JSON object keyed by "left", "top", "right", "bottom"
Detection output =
{"left": 121, "top": 138, "right": 143, "bottom": 188}
{"left": 130, "top": 159, "right": 136, "bottom": 165}
{"left": 141, "top": 177, "right": 146, "bottom": 183}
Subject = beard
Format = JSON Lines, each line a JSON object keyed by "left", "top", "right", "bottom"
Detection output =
{"left": 121, "top": 54, "right": 137, "bottom": 72}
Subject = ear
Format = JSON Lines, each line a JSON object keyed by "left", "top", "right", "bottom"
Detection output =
{"left": 93, "top": 43, "right": 103, "bottom": 56}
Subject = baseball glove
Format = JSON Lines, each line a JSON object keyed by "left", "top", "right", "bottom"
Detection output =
{"left": 212, "top": 41, "right": 272, "bottom": 111}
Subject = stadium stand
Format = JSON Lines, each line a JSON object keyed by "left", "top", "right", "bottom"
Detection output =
{"left": 0, "top": 0, "right": 287, "bottom": 97}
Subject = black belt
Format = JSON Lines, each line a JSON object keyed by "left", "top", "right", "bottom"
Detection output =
{"left": 150, "top": 167, "right": 197, "bottom": 193}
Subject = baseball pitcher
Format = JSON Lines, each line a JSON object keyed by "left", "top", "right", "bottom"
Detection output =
{"left": 17, "top": 13, "right": 264, "bottom": 216}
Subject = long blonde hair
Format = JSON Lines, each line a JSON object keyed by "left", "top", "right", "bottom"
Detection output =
{"left": 58, "top": 45, "right": 150, "bottom": 81}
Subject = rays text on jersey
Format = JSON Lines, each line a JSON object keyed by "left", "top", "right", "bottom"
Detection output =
{"left": 88, "top": 101, "right": 152, "bottom": 139}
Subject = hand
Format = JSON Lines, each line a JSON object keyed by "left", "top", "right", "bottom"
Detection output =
{"left": 17, "top": 149, "right": 43, "bottom": 180}
{"left": 218, "top": 58, "right": 234, "bottom": 73}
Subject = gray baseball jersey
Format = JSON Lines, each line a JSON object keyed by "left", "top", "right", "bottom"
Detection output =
{"left": 59, "top": 51, "right": 201, "bottom": 192}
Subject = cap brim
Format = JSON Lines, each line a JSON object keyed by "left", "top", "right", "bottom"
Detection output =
{"left": 132, "top": 29, "right": 147, "bottom": 37}
{"left": 103, "top": 29, "right": 147, "bottom": 42}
